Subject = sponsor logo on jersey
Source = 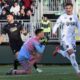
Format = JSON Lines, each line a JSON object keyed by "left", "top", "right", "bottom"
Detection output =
{"left": 10, "top": 27, "right": 17, "bottom": 32}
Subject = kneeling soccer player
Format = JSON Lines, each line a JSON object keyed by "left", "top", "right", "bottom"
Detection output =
{"left": 8, "top": 28, "right": 45, "bottom": 75}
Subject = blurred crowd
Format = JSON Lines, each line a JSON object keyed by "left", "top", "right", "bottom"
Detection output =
{"left": 0, "top": 0, "right": 35, "bottom": 20}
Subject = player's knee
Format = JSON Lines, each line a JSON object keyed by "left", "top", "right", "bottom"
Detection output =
{"left": 67, "top": 49, "right": 74, "bottom": 55}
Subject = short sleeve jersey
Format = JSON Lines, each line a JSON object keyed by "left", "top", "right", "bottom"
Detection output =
{"left": 2, "top": 21, "right": 23, "bottom": 43}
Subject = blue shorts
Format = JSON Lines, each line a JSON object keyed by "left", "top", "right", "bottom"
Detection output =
{"left": 17, "top": 46, "right": 30, "bottom": 61}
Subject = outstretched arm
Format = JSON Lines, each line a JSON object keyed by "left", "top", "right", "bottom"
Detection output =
{"left": 52, "top": 16, "right": 62, "bottom": 36}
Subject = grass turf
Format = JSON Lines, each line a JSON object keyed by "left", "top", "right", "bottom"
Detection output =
{"left": 0, "top": 65, "right": 79, "bottom": 80}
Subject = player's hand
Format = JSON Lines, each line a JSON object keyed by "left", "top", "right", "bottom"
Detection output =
{"left": 52, "top": 33, "right": 57, "bottom": 37}
{"left": 40, "top": 37, "right": 48, "bottom": 45}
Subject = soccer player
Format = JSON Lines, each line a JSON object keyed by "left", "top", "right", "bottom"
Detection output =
{"left": 8, "top": 29, "right": 45, "bottom": 75}
{"left": 0, "top": 13, "right": 42, "bottom": 73}
{"left": 52, "top": 3, "right": 80, "bottom": 76}
{"left": 0, "top": 13, "right": 24, "bottom": 70}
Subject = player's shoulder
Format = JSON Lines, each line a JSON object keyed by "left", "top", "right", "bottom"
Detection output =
{"left": 14, "top": 21, "right": 19, "bottom": 25}
{"left": 15, "top": 21, "right": 23, "bottom": 26}
{"left": 55, "top": 13, "right": 66, "bottom": 22}
{"left": 4, "top": 23, "right": 9, "bottom": 28}
{"left": 14, "top": 21, "right": 22, "bottom": 27}
{"left": 60, "top": 13, "right": 67, "bottom": 18}
{"left": 73, "top": 13, "right": 78, "bottom": 19}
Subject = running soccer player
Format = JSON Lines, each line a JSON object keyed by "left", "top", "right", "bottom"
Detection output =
{"left": 8, "top": 29, "right": 45, "bottom": 75}
{"left": 0, "top": 13, "right": 42, "bottom": 73}
{"left": 0, "top": 13, "right": 24, "bottom": 70}
{"left": 52, "top": 3, "right": 80, "bottom": 76}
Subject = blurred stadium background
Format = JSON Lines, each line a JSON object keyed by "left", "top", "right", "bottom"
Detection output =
{"left": 0, "top": 0, "right": 80, "bottom": 80}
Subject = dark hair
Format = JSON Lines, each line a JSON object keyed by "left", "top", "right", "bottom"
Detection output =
{"left": 7, "top": 12, "right": 14, "bottom": 17}
{"left": 35, "top": 29, "right": 43, "bottom": 35}
{"left": 65, "top": 3, "right": 73, "bottom": 7}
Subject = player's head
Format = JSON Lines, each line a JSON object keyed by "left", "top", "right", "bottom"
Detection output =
{"left": 65, "top": 3, "right": 73, "bottom": 15}
{"left": 35, "top": 29, "right": 44, "bottom": 39}
{"left": 6, "top": 13, "right": 14, "bottom": 23}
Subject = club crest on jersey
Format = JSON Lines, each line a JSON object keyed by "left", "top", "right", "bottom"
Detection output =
{"left": 70, "top": 17, "right": 72, "bottom": 20}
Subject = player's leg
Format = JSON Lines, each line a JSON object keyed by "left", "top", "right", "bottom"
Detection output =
{"left": 53, "top": 45, "right": 67, "bottom": 57}
{"left": 53, "top": 42, "right": 80, "bottom": 74}
{"left": 62, "top": 42, "right": 80, "bottom": 73}
{"left": 53, "top": 45, "right": 71, "bottom": 60}
{"left": 14, "top": 59, "right": 19, "bottom": 70}
{"left": 8, "top": 52, "right": 38, "bottom": 75}
{"left": 6, "top": 51, "right": 19, "bottom": 74}
{"left": 33, "top": 63, "right": 43, "bottom": 73}
{"left": 33, "top": 63, "right": 38, "bottom": 69}
{"left": 9, "top": 60, "right": 32, "bottom": 75}
{"left": 32, "top": 52, "right": 43, "bottom": 73}
{"left": 13, "top": 51, "right": 19, "bottom": 70}
{"left": 65, "top": 43, "right": 80, "bottom": 74}
{"left": 13, "top": 42, "right": 23, "bottom": 70}
{"left": 34, "top": 53, "right": 43, "bottom": 73}
{"left": 53, "top": 41, "right": 74, "bottom": 58}
{"left": 67, "top": 49, "right": 80, "bottom": 74}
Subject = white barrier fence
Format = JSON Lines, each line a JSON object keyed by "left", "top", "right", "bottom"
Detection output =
{"left": 0, "top": 20, "right": 60, "bottom": 43}
{"left": 40, "top": 0, "right": 72, "bottom": 14}
{"left": 34, "top": 0, "right": 74, "bottom": 21}
{"left": 0, "top": 20, "right": 80, "bottom": 43}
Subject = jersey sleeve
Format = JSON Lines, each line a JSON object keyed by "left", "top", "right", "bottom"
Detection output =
{"left": 52, "top": 16, "right": 62, "bottom": 33}
{"left": 33, "top": 42, "right": 45, "bottom": 54}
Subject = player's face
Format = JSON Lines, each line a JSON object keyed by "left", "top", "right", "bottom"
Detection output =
{"left": 38, "top": 31, "right": 44, "bottom": 39}
{"left": 65, "top": 5, "right": 73, "bottom": 15}
{"left": 7, "top": 15, "right": 14, "bottom": 23}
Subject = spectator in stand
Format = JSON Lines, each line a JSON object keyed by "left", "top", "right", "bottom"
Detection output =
{"left": 2, "top": 2, "right": 10, "bottom": 13}
{"left": 18, "top": 5, "right": 32, "bottom": 20}
{"left": 10, "top": 1, "right": 20, "bottom": 16}
{"left": 0, "top": 0, "right": 2, "bottom": 6}
{"left": 18, "top": 8, "right": 25, "bottom": 19}
{"left": 17, "top": 0, "right": 23, "bottom": 7}
{"left": 3, "top": 0, "right": 14, "bottom": 7}
{"left": 22, "top": 0, "right": 33, "bottom": 10}
{"left": 0, "top": 0, "right": 2, "bottom": 15}
{"left": 21, "top": 5, "right": 25, "bottom": 10}
{"left": 26, "top": 9, "right": 32, "bottom": 16}
{"left": 0, "top": 9, "right": 7, "bottom": 19}
{"left": 22, "top": 0, "right": 33, "bottom": 15}
{"left": 24, "top": 9, "right": 32, "bottom": 20}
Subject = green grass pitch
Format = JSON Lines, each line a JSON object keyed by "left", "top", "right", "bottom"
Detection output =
{"left": 0, "top": 65, "right": 80, "bottom": 80}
